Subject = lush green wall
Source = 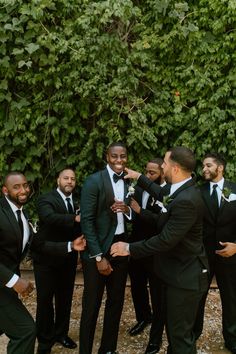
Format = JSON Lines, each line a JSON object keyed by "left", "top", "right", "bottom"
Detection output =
{"left": 0, "top": 0, "right": 236, "bottom": 194}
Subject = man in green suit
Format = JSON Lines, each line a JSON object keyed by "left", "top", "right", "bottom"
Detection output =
{"left": 111, "top": 147, "right": 209, "bottom": 354}
{"left": 79, "top": 142, "right": 131, "bottom": 354}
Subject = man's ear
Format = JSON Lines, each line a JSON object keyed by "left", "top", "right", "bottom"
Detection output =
{"left": 2, "top": 186, "right": 7, "bottom": 195}
{"left": 218, "top": 165, "right": 224, "bottom": 173}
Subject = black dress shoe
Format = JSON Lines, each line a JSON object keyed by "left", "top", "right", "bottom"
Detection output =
{"left": 225, "top": 343, "right": 236, "bottom": 354}
{"left": 129, "top": 320, "right": 151, "bottom": 336}
{"left": 145, "top": 342, "right": 161, "bottom": 354}
{"left": 56, "top": 335, "right": 77, "bottom": 349}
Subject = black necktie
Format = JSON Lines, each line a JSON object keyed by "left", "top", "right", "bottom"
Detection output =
{"left": 211, "top": 184, "right": 219, "bottom": 219}
{"left": 16, "top": 209, "right": 24, "bottom": 237}
{"left": 113, "top": 172, "right": 125, "bottom": 183}
{"left": 66, "top": 197, "right": 74, "bottom": 214}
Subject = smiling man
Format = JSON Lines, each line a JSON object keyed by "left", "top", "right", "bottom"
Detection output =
{"left": 111, "top": 146, "right": 209, "bottom": 354}
{"left": 79, "top": 142, "right": 131, "bottom": 354}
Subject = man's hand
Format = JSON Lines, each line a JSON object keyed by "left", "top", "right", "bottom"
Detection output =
{"left": 13, "top": 278, "right": 34, "bottom": 297}
{"left": 130, "top": 198, "right": 141, "bottom": 214}
{"left": 96, "top": 257, "right": 113, "bottom": 276}
{"left": 72, "top": 235, "right": 86, "bottom": 251}
{"left": 124, "top": 168, "right": 141, "bottom": 180}
{"left": 111, "top": 199, "right": 130, "bottom": 214}
{"left": 216, "top": 242, "right": 236, "bottom": 257}
{"left": 75, "top": 214, "right": 81, "bottom": 223}
{"left": 110, "top": 242, "right": 130, "bottom": 257}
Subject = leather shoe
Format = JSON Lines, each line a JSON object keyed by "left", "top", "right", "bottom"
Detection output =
{"left": 225, "top": 343, "right": 236, "bottom": 354}
{"left": 129, "top": 320, "right": 151, "bottom": 336}
{"left": 145, "top": 342, "right": 161, "bottom": 354}
{"left": 56, "top": 335, "right": 77, "bottom": 349}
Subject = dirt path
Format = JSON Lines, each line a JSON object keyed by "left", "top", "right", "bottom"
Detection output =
{"left": 0, "top": 272, "right": 230, "bottom": 354}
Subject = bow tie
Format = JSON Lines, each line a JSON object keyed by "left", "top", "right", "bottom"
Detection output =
{"left": 113, "top": 172, "right": 125, "bottom": 183}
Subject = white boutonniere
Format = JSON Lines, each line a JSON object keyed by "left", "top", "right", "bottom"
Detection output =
{"left": 221, "top": 187, "right": 236, "bottom": 202}
{"left": 126, "top": 182, "right": 136, "bottom": 198}
{"left": 154, "top": 195, "right": 173, "bottom": 213}
{"left": 28, "top": 220, "right": 38, "bottom": 234}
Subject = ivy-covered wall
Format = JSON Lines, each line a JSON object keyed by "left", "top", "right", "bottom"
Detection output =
{"left": 0, "top": 0, "right": 236, "bottom": 194}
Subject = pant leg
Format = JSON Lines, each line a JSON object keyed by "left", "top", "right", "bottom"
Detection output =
{"left": 0, "top": 297, "right": 36, "bottom": 354}
{"left": 33, "top": 263, "right": 56, "bottom": 351}
{"left": 215, "top": 261, "right": 236, "bottom": 347}
{"left": 99, "top": 256, "right": 128, "bottom": 353}
{"left": 129, "top": 257, "right": 152, "bottom": 322}
{"left": 166, "top": 284, "right": 207, "bottom": 354}
{"left": 55, "top": 255, "right": 77, "bottom": 338}
{"left": 79, "top": 260, "right": 106, "bottom": 354}
{"left": 148, "top": 272, "right": 165, "bottom": 345}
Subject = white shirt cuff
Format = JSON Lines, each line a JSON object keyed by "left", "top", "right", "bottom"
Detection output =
{"left": 6, "top": 274, "right": 19, "bottom": 288}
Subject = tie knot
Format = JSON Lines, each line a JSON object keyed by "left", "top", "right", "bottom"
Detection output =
{"left": 213, "top": 184, "right": 218, "bottom": 190}
{"left": 16, "top": 209, "right": 21, "bottom": 216}
{"left": 113, "top": 172, "right": 125, "bottom": 183}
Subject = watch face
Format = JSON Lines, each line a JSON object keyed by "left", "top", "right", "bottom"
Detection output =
{"left": 96, "top": 256, "right": 102, "bottom": 262}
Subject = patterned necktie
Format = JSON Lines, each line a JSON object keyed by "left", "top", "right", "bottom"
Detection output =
{"left": 16, "top": 209, "right": 24, "bottom": 237}
{"left": 66, "top": 197, "right": 74, "bottom": 214}
{"left": 211, "top": 184, "right": 219, "bottom": 219}
{"left": 113, "top": 172, "right": 125, "bottom": 183}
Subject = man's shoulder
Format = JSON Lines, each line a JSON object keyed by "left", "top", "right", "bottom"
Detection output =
{"left": 84, "top": 169, "right": 107, "bottom": 183}
{"left": 37, "top": 189, "right": 59, "bottom": 202}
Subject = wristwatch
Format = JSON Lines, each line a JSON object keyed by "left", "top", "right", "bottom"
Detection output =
{"left": 95, "top": 255, "right": 102, "bottom": 262}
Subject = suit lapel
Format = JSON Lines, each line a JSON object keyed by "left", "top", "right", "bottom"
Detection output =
{"left": 101, "top": 169, "right": 115, "bottom": 211}
{"left": 170, "top": 179, "right": 195, "bottom": 200}
{"left": 1, "top": 197, "right": 23, "bottom": 254}
{"left": 53, "top": 189, "right": 68, "bottom": 212}
{"left": 218, "top": 180, "right": 230, "bottom": 216}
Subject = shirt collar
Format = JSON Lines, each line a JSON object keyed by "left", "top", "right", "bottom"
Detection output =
{"left": 170, "top": 177, "right": 192, "bottom": 196}
{"left": 56, "top": 187, "right": 72, "bottom": 202}
{"left": 5, "top": 196, "right": 23, "bottom": 213}
{"left": 106, "top": 164, "right": 124, "bottom": 181}
{"left": 210, "top": 177, "right": 224, "bottom": 192}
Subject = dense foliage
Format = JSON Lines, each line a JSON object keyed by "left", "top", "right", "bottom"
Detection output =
{"left": 0, "top": 0, "right": 236, "bottom": 194}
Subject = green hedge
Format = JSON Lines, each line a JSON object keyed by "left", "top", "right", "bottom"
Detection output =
{"left": 0, "top": 0, "right": 236, "bottom": 194}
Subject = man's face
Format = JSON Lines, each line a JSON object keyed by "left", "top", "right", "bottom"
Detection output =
{"left": 202, "top": 158, "right": 222, "bottom": 181}
{"left": 106, "top": 146, "right": 127, "bottom": 174}
{"left": 2, "top": 174, "right": 31, "bottom": 208}
{"left": 162, "top": 151, "right": 174, "bottom": 184}
{"left": 145, "top": 162, "right": 161, "bottom": 182}
{"left": 57, "top": 169, "right": 76, "bottom": 196}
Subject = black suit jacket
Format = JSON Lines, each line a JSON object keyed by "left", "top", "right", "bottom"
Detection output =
{"left": 80, "top": 168, "right": 129, "bottom": 260}
{"left": 0, "top": 197, "right": 28, "bottom": 306}
{"left": 200, "top": 180, "right": 236, "bottom": 264}
{"left": 32, "top": 189, "right": 80, "bottom": 266}
{"left": 130, "top": 176, "right": 209, "bottom": 291}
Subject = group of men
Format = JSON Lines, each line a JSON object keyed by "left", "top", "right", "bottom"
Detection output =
{"left": 0, "top": 142, "right": 236, "bottom": 354}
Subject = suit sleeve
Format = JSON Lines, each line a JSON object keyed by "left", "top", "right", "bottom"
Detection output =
{"left": 137, "top": 175, "right": 162, "bottom": 199}
{"left": 80, "top": 176, "right": 103, "bottom": 256}
{"left": 130, "top": 199, "right": 198, "bottom": 258}
{"left": 0, "top": 264, "right": 15, "bottom": 287}
{"left": 37, "top": 194, "right": 75, "bottom": 227}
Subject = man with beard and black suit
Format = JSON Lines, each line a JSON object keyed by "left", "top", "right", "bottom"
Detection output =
{"left": 79, "top": 141, "right": 131, "bottom": 354}
{"left": 33, "top": 168, "right": 82, "bottom": 354}
{"left": 128, "top": 158, "right": 169, "bottom": 354}
{"left": 0, "top": 172, "right": 36, "bottom": 354}
{"left": 194, "top": 153, "right": 236, "bottom": 354}
{"left": 111, "top": 146, "right": 209, "bottom": 354}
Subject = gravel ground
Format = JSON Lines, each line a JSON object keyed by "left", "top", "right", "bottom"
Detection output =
{"left": 0, "top": 274, "right": 231, "bottom": 354}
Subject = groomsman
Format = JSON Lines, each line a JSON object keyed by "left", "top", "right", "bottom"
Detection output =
{"left": 80, "top": 142, "right": 131, "bottom": 354}
{"left": 128, "top": 158, "right": 168, "bottom": 354}
{"left": 33, "top": 168, "right": 82, "bottom": 354}
{"left": 111, "top": 146, "right": 209, "bottom": 354}
{"left": 0, "top": 172, "right": 36, "bottom": 354}
{"left": 194, "top": 153, "right": 236, "bottom": 354}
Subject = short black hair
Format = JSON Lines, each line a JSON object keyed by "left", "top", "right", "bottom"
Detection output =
{"left": 169, "top": 146, "right": 196, "bottom": 172}
{"left": 203, "top": 152, "right": 226, "bottom": 170}
{"left": 107, "top": 141, "right": 127, "bottom": 152}
{"left": 148, "top": 158, "right": 163, "bottom": 167}
{"left": 57, "top": 167, "right": 75, "bottom": 178}
{"left": 3, "top": 171, "right": 25, "bottom": 186}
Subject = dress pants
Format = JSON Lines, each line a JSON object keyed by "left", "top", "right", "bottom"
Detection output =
{"left": 0, "top": 296, "right": 36, "bottom": 354}
{"left": 33, "top": 255, "right": 77, "bottom": 351}
{"left": 80, "top": 256, "right": 128, "bottom": 354}
{"left": 165, "top": 276, "right": 208, "bottom": 354}
{"left": 194, "top": 257, "right": 236, "bottom": 347}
